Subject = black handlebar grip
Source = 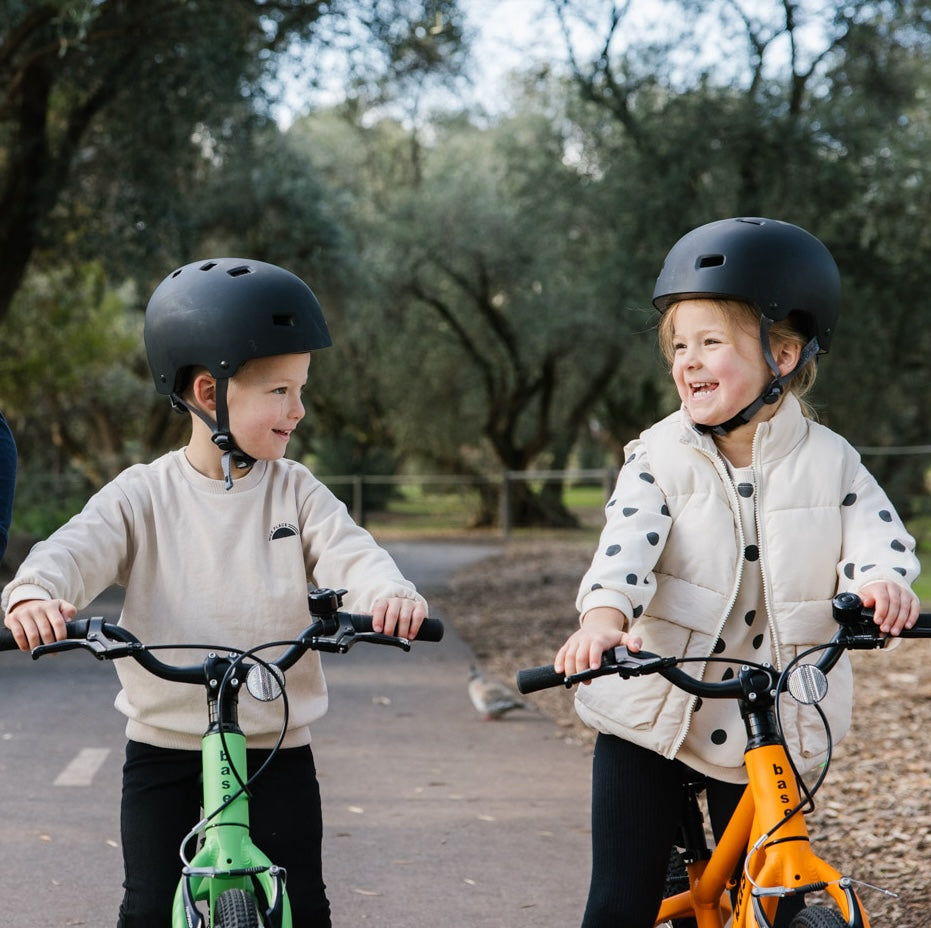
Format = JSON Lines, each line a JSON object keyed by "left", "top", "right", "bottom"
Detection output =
{"left": 516, "top": 663, "right": 567, "bottom": 694}
{"left": 0, "top": 626, "right": 20, "bottom": 652}
{"left": 413, "top": 618, "right": 444, "bottom": 643}
{"left": 346, "top": 613, "right": 444, "bottom": 643}
{"left": 901, "top": 613, "right": 931, "bottom": 639}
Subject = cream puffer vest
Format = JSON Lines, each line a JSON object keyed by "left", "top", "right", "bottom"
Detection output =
{"left": 574, "top": 395, "right": 919, "bottom": 775}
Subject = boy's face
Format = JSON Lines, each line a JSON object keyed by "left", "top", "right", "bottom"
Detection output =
{"left": 225, "top": 352, "right": 311, "bottom": 461}
{"left": 669, "top": 300, "right": 774, "bottom": 428}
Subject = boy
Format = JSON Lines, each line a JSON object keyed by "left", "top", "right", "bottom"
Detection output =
{"left": 2, "top": 257, "right": 428, "bottom": 927}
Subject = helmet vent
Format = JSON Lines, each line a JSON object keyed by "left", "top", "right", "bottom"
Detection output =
{"left": 197, "top": 261, "right": 218, "bottom": 272}
{"left": 227, "top": 265, "right": 253, "bottom": 277}
{"left": 697, "top": 254, "right": 725, "bottom": 269}
{"left": 272, "top": 314, "right": 296, "bottom": 327}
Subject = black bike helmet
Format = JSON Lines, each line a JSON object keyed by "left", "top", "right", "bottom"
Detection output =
{"left": 145, "top": 257, "right": 331, "bottom": 395}
{"left": 652, "top": 216, "right": 840, "bottom": 352}
{"left": 651, "top": 217, "right": 840, "bottom": 434}
{"left": 144, "top": 258, "right": 332, "bottom": 486}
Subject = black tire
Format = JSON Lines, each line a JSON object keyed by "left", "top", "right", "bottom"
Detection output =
{"left": 213, "top": 888, "right": 262, "bottom": 928}
{"left": 788, "top": 905, "right": 849, "bottom": 928}
{"left": 662, "top": 848, "right": 698, "bottom": 928}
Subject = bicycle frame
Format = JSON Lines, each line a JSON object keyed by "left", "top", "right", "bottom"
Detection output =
{"left": 173, "top": 654, "right": 290, "bottom": 928}
{"left": 515, "top": 594, "right": 931, "bottom": 928}
{"left": 656, "top": 739, "right": 867, "bottom": 927}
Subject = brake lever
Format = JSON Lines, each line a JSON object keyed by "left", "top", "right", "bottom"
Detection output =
{"left": 307, "top": 627, "right": 412, "bottom": 654}
{"left": 562, "top": 647, "right": 676, "bottom": 686}
{"left": 31, "top": 616, "right": 141, "bottom": 661}
{"left": 603, "top": 647, "right": 678, "bottom": 677}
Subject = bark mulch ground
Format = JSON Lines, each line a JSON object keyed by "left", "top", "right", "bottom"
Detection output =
{"left": 430, "top": 537, "right": 931, "bottom": 927}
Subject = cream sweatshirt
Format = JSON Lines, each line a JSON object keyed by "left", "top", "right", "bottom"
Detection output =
{"left": 1, "top": 450, "right": 426, "bottom": 749}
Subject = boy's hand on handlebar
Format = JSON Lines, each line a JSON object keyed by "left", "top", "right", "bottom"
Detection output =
{"left": 858, "top": 581, "right": 919, "bottom": 637}
{"left": 371, "top": 597, "right": 427, "bottom": 639}
{"left": 3, "top": 598, "right": 77, "bottom": 651}
{"left": 554, "top": 607, "right": 639, "bottom": 684}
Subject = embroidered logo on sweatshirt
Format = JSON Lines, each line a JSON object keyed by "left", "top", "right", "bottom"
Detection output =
{"left": 269, "top": 523, "right": 299, "bottom": 541}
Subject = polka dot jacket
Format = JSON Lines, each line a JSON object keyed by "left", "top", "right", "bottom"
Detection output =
{"left": 574, "top": 394, "right": 919, "bottom": 781}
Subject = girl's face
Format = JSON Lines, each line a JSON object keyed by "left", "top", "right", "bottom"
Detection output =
{"left": 669, "top": 300, "right": 776, "bottom": 428}
{"left": 225, "top": 352, "right": 310, "bottom": 461}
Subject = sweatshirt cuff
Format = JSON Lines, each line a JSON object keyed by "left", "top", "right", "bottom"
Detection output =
{"left": 2, "top": 582, "right": 53, "bottom": 614}
{"left": 577, "top": 589, "right": 635, "bottom": 627}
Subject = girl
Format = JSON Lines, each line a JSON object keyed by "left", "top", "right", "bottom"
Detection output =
{"left": 553, "top": 217, "right": 920, "bottom": 928}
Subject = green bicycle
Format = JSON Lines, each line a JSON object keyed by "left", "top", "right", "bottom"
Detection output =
{"left": 0, "top": 587, "right": 443, "bottom": 927}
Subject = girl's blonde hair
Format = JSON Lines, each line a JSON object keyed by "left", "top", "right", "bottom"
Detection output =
{"left": 657, "top": 299, "right": 818, "bottom": 416}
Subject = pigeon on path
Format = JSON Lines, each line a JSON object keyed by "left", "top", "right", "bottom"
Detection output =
{"left": 468, "top": 665, "right": 534, "bottom": 721}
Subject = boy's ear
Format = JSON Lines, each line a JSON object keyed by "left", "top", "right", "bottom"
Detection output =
{"left": 190, "top": 372, "right": 218, "bottom": 411}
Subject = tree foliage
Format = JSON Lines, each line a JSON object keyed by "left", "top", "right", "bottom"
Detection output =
{"left": 3, "top": 0, "right": 931, "bottom": 529}
{"left": 0, "top": 0, "right": 468, "bottom": 323}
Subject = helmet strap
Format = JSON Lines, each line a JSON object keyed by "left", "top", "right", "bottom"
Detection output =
{"left": 694, "top": 316, "right": 821, "bottom": 437}
{"left": 169, "top": 378, "right": 255, "bottom": 490}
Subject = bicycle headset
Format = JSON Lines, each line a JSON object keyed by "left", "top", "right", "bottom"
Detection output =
{"left": 144, "top": 257, "right": 332, "bottom": 487}
{"left": 651, "top": 217, "right": 841, "bottom": 435}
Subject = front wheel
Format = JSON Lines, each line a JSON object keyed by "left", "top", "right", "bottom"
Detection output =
{"left": 214, "top": 888, "right": 262, "bottom": 928}
{"left": 788, "top": 905, "right": 849, "bottom": 928}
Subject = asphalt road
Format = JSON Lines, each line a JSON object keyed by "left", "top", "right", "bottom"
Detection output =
{"left": 0, "top": 539, "right": 593, "bottom": 928}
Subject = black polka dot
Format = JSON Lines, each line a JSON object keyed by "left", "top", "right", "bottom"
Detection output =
{"left": 859, "top": 564, "right": 875, "bottom": 572}
{"left": 744, "top": 610, "right": 756, "bottom": 626}
{"left": 711, "top": 729, "right": 728, "bottom": 745}
{"left": 606, "top": 544, "right": 621, "bottom": 556}
{"left": 891, "top": 540, "right": 907, "bottom": 552}
{"left": 626, "top": 573, "right": 638, "bottom": 584}
{"left": 737, "top": 482, "right": 753, "bottom": 497}
{"left": 842, "top": 493, "right": 857, "bottom": 506}
{"left": 632, "top": 605, "right": 644, "bottom": 618}
{"left": 843, "top": 563, "right": 855, "bottom": 579}
{"left": 752, "top": 634, "right": 764, "bottom": 649}
{"left": 879, "top": 510, "right": 892, "bottom": 522}
{"left": 607, "top": 499, "right": 617, "bottom": 508}
{"left": 646, "top": 532, "right": 660, "bottom": 546}
{"left": 661, "top": 504, "right": 670, "bottom": 516}
{"left": 639, "top": 472, "right": 655, "bottom": 484}
{"left": 623, "top": 507, "right": 638, "bottom": 516}
{"left": 895, "top": 567, "right": 907, "bottom": 577}
{"left": 722, "top": 668, "right": 735, "bottom": 681}
{"left": 713, "top": 638, "right": 726, "bottom": 654}
{"left": 626, "top": 452, "right": 638, "bottom": 464}
{"left": 591, "top": 583, "right": 603, "bottom": 591}
{"left": 694, "top": 698, "right": 703, "bottom": 712}
{"left": 745, "top": 545, "right": 759, "bottom": 562}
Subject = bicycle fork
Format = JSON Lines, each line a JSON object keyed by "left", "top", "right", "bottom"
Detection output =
{"left": 738, "top": 744, "right": 869, "bottom": 928}
{"left": 172, "top": 656, "right": 292, "bottom": 928}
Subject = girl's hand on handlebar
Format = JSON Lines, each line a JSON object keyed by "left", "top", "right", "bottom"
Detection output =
{"left": 554, "top": 606, "right": 639, "bottom": 683}
{"left": 3, "top": 598, "right": 77, "bottom": 651}
{"left": 858, "top": 580, "right": 919, "bottom": 637}
{"left": 371, "top": 597, "right": 428, "bottom": 639}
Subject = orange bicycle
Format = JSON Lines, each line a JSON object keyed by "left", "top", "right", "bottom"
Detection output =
{"left": 516, "top": 592, "right": 931, "bottom": 928}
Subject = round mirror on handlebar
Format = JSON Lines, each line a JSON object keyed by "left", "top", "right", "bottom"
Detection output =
{"left": 786, "top": 663, "right": 829, "bottom": 705}
{"left": 246, "top": 663, "right": 285, "bottom": 702}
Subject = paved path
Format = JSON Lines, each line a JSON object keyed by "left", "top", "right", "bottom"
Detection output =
{"left": 317, "top": 539, "right": 593, "bottom": 928}
{"left": 1, "top": 537, "right": 594, "bottom": 928}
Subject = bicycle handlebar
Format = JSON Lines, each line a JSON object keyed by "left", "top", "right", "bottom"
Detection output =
{"left": 516, "top": 593, "right": 931, "bottom": 696}
{"left": 0, "top": 587, "right": 443, "bottom": 685}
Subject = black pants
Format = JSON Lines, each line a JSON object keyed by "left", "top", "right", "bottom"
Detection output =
{"left": 116, "top": 740, "right": 330, "bottom": 928}
{"left": 581, "top": 733, "right": 803, "bottom": 928}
